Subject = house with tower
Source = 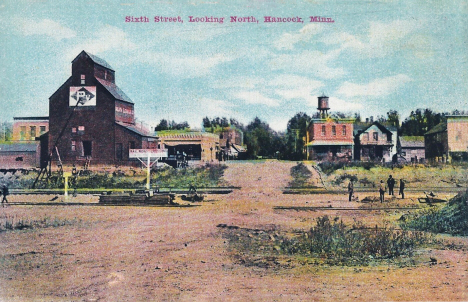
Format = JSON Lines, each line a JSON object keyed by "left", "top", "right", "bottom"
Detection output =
{"left": 304, "top": 96, "right": 355, "bottom": 161}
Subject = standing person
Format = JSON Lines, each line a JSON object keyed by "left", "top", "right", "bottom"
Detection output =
{"left": 347, "top": 180, "right": 354, "bottom": 202}
{"left": 379, "top": 180, "right": 386, "bottom": 203}
{"left": 399, "top": 179, "right": 405, "bottom": 199}
{"left": 387, "top": 175, "right": 395, "bottom": 195}
{"left": 1, "top": 184, "right": 9, "bottom": 207}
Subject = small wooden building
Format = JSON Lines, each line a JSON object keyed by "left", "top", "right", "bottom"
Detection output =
{"left": 157, "top": 131, "right": 220, "bottom": 164}
{"left": 0, "top": 142, "right": 41, "bottom": 169}
{"left": 399, "top": 136, "right": 425, "bottom": 163}
{"left": 425, "top": 115, "right": 468, "bottom": 162}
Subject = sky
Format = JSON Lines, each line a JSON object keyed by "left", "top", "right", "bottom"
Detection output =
{"left": 0, "top": 0, "right": 467, "bottom": 131}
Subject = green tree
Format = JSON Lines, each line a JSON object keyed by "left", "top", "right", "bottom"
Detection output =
{"left": 401, "top": 109, "right": 445, "bottom": 136}
{"left": 154, "top": 119, "right": 169, "bottom": 131}
{"left": 244, "top": 117, "right": 282, "bottom": 158}
{"left": 285, "top": 112, "right": 311, "bottom": 160}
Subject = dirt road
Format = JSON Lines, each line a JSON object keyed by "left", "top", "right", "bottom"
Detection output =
{"left": 0, "top": 161, "right": 467, "bottom": 301}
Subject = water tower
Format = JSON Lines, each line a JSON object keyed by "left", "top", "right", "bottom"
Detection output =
{"left": 317, "top": 95, "right": 330, "bottom": 118}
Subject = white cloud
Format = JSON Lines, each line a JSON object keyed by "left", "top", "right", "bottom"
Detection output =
{"left": 328, "top": 97, "right": 363, "bottom": 111}
{"left": 18, "top": 19, "right": 76, "bottom": 41}
{"left": 234, "top": 91, "right": 280, "bottom": 107}
{"left": 133, "top": 50, "right": 234, "bottom": 79}
{"left": 269, "top": 49, "right": 345, "bottom": 79}
{"left": 211, "top": 77, "right": 265, "bottom": 89}
{"left": 337, "top": 74, "right": 412, "bottom": 97}
{"left": 274, "top": 23, "right": 323, "bottom": 50}
{"left": 67, "top": 25, "right": 137, "bottom": 59}
{"left": 269, "top": 117, "right": 290, "bottom": 132}
{"left": 324, "top": 19, "right": 424, "bottom": 58}
{"left": 268, "top": 74, "right": 323, "bottom": 90}
{"left": 197, "top": 98, "right": 237, "bottom": 117}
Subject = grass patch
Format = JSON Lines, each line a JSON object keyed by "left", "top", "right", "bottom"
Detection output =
{"left": 222, "top": 216, "right": 432, "bottom": 267}
{"left": 152, "top": 164, "right": 229, "bottom": 188}
{"left": 3, "top": 164, "right": 229, "bottom": 190}
{"left": 400, "top": 189, "right": 468, "bottom": 235}
{"left": 318, "top": 164, "right": 468, "bottom": 189}
{"left": 0, "top": 215, "right": 79, "bottom": 232}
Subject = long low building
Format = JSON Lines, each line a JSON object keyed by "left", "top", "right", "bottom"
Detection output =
{"left": 157, "top": 131, "right": 220, "bottom": 163}
{"left": 0, "top": 142, "right": 41, "bottom": 169}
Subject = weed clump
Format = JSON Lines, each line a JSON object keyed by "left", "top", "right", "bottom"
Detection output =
{"left": 400, "top": 189, "right": 468, "bottom": 235}
{"left": 0, "top": 215, "right": 79, "bottom": 232}
{"left": 223, "top": 216, "right": 431, "bottom": 267}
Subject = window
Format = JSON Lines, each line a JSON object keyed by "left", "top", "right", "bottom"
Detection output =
{"left": 387, "top": 133, "right": 392, "bottom": 142}
{"left": 129, "top": 141, "right": 135, "bottom": 150}
{"left": 81, "top": 74, "right": 85, "bottom": 85}
{"left": 332, "top": 126, "right": 336, "bottom": 136}
{"left": 30, "top": 126, "right": 36, "bottom": 139}
{"left": 20, "top": 126, "right": 26, "bottom": 140}
{"left": 342, "top": 126, "right": 346, "bottom": 136}
{"left": 78, "top": 126, "right": 85, "bottom": 131}
{"left": 321, "top": 125, "right": 326, "bottom": 136}
{"left": 72, "top": 127, "right": 77, "bottom": 133}
{"left": 71, "top": 140, "right": 76, "bottom": 151}
{"left": 116, "top": 143, "right": 123, "bottom": 160}
{"left": 373, "top": 132, "right": 378, "bottom": 141}
{"left": 364, "top": 133, "right": 369, "bottom": 141}
{"left": 40, "top": 126, "right": 46, "bottom": 134}
{"left": 82, "top": 141, "right": 92, "bottom": 157}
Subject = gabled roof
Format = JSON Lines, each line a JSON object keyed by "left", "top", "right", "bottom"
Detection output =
{"left": 400, "top": 136, "right": 425, "bottom": 148}
{"left": 356, "top": 121, "right": 393, "bottom": 136}
{"left": 0, "top": 142, "right": 38, "bottom": 152}
{"left": 116, "top": 121, "right": 157, "bottom": 138}
{"left": 73, "top": 51, "right": 115, "bottom": 71}
{"left": 425, "top": 122, "right": 447, "bottom": 135}
{"left": 96, "top": 78, "right": 133, "bottom": 104}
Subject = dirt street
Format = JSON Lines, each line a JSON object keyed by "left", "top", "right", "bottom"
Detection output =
{"left": 0, "top": 161, "right": 467, "bottom": 301}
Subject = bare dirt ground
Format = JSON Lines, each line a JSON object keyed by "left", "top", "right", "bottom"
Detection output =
{"left": 0, "top": 161, "right": 467, "bottom": 301}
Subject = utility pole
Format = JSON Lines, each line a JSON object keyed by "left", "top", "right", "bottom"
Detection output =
{"left": 291, "top": 129, "right": 300, "bottom": 153}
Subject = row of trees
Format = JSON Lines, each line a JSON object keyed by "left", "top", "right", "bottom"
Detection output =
{"left": 154, "top": 108, "right": 462, "bottom": 160}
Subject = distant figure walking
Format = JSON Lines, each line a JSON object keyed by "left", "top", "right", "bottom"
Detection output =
{"left": 1, "top": 185, "right": 9, "bottom": 207}
{"left": 387, "top": 175, "right": 395, "bottom": 195}
{"left": 379, "top": 180, "right": 386, "bottom": 203}
{"left": 399, "top": 179, "right": 405, "bottom": 199}
{"left": 347, "top": 180, "right": 354, "bottom": 202}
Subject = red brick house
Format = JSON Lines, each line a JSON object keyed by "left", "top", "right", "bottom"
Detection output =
{"left": 48, "top": 51, "right": 158, "bottom": 167}
{"left": 12, "top": 117, "right": 49, "bottom": 141}
{"left": 305, "top": 96, "right": 354, "bottom": 161}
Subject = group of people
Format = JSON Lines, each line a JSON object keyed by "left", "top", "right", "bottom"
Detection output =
{"left": 348, "top": 175, "right": 406, "bottom": 203}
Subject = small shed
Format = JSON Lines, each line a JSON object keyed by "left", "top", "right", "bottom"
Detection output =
{"left": 399, "top": 136, "right": 425, "bottom": 163}
{"left": 0, "top": 142, "right": 41, "bottom": 169}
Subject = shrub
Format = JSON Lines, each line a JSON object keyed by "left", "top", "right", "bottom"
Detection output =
{"left": 318, "top": 161, "right": 378, "bottom": 175}
{"left": 289, "top": 162, "right": 313, "bottom": 187}
{"left": 401, "top": 189, "right": 468, "bottom": 235}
